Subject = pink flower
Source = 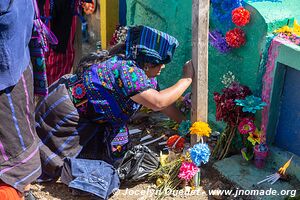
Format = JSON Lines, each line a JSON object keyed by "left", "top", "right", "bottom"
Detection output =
{"left": 178, "top": 162, "right": 199, "bottom": 181}
{"left": 238, "top": 118, "right": 256, "bottom": 134}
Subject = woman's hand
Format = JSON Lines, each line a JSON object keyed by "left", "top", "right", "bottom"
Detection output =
{"left": 131, "top": 59, "right": 194, "bottom": 111}
{"left": 182, "top": 60, "right": 194, "bottom": 80}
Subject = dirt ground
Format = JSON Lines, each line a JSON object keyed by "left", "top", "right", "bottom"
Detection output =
{"left": 31, "top": 164, "right": 243, "bottom": 200}
{"left": 31, "top": 111, "right": 250, "bottom": 200}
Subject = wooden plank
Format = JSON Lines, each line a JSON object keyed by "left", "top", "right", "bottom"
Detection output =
{"left": 191, "top": 0, "right": 210, "bottom": 145}
{"left": 100, "top": 0, "right": 119, "bottom": 50}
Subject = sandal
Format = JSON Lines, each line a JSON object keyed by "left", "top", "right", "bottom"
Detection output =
{"left": 24, "top": 190, "right": 36, "bottom": 200}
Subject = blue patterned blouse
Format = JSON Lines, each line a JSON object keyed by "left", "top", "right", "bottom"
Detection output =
{"left": 65, "top": 56, "right": 157, "bottom": 126}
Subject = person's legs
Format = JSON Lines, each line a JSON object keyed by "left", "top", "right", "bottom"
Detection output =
{"left": 35, "top": 75, "right": 100, "bottom": 180}
{"left": 0, "top": 65, "right": 41, "bottom": 197}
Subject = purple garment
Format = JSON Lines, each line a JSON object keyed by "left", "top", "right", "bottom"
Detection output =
{"left": 82, "top": 56, "right": 158, "bottom": 125}
{"left": 0, "top": 0, "right": 34, "bottom": 90}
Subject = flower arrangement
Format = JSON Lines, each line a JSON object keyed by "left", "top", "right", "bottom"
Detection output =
{"left": 221, "top": 71, "right": 237, "bottom": 87}
{"left": 110, "top": 25, "right": 128, "bottom": 46}
{"left": 212, "top": 79, "right": 267, "bottom": 160}
{"left": 214, "top": 81, "right": 252, "bottom": 126}
{"left": 175, "top": 92, "right": 192, "bottom": 115}
{"left": 190, "top": 121, "right": 212, "bottom": 137}
{"left": 178, "top": 161, "right": 199, "bottom": 181}
{"left": 225, "top": 28, "right": 246, "bottom": 48}
{"left": 190, "top": 143, "right": 211, "bottom": 166}
{"left": 151, "top": 120, "right": 212, "bottom": 198}
{"left": 166, "top": 135, "right": 185, "bottom": 152}
{"left": 235, "top": 95, "right": 267, "bottom": 113}
{"left": 178, "top": 120, "right": 191, "bottom": 137}
{"left": 238, "top": 118, "right": 256, "bottom": 135}
{"left": 209, "top": 30, "right": 231, "bottom": 53}
{"left": 210, "top": 0, "right": 251, "bottom": 52}
{"left": 232, "top": 7, "right": 250, "bottom": 27}
{"left": 274, "top": 21, "right": 300, "bottom": 46}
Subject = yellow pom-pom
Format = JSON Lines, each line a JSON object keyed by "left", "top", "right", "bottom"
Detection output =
{"left": 190, "top": 121, "right": 212, "bottom": 137}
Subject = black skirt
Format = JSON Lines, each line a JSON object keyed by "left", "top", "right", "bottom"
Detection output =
{"left": 35, "top": 75, "right": 110, "bottom": 179}
{"left": 0, "top": 65, "right": 41, "bottom": 193}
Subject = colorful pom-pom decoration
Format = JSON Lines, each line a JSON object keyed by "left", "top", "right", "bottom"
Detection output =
{"left": 166, "top": 135, "right": 185, "bottom": 151}
{"left": 190, "top": 143, "right": 211, "bottom": 166}
{"left": 178, "top": 161, "right": 199, "bottom": 181}
{"left": 232, "top": 7, "right": 251, "bottom": 27}
{"left": 225, "top": 28, "right": 246, "bottom": 48}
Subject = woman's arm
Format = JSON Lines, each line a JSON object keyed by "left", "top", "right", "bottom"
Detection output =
{"left": 131, "top": 60, "right": 193, "bottom": 111}
{"left": 131, "top": 78, "right": 191, "bottom": 111}
{"left": 161, "top": 104, "right": 186, "bottom": 123}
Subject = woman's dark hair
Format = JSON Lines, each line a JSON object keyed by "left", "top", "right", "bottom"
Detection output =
{"left": 74, "top": 43, "right": 126, "bottom": 74}
{"left": 75, "top": 42, "right": 151, "bottom": 74}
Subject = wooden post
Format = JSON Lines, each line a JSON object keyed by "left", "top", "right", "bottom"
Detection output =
{"left": 100, "top": 0, "right": 119, "bottom": 49}
{"left": 191, "top": 0, "right": 210, "bottom": 145}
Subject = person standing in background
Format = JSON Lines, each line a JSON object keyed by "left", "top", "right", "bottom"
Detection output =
{"left": 37, "top": 0, "right": 79, "bottom": 85}
{"left": 0, "top": 0, "right": 41, "bottom": 199}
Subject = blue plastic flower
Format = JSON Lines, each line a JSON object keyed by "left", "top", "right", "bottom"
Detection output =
{"left": 221, "top": 0, "right": 241, "bottom": 12}
{"left": 178, "top": 120, "right": 191, "bottom": 137}
{"left": 210, "top": 0, "right": 223, "bottom": 5}
{"left": 190, "top": 143, "right": 211, "bottom": 166}
{"left": 235, "top": 95, "right": 267, "bottom": 113}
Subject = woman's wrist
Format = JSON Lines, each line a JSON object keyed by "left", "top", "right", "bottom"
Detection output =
{"left": 180, "top": 77, "right": 192, "bottom": 85}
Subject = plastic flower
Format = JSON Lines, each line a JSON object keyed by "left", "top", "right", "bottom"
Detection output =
{"left": 166, "top": 135, "right": 185, "bottom": 151}
{"left": 238, "top": 118, "right": 256, "bottom": 134}
{"left": 72, "top": 84, "right": 86, "bottom": 99}
{"left": 214, "top": 82, "right": 252, "bottom": 125}
{"left": 221, "top": 0, "right": 242, "bottom": 12}
{"left": 220, "top": 71, "right": 237, "bottom": 87}
{"left": 178, "top": 161, "right": 199, "bottom": 181}
{"left": 183, "top": 92, "right": 192, "bottom": 109}
{"left": 232, "top": 7, "right": 250, "bottom": 27}
{"left": 190, "top": 121, "right": 212, "bottom": 137}
{"left": 210, "top": 0, "right": 222, "bottom": 5}
{"left": 274, "top": 25, "right": 293, "bottom": 35}
{"left": 178, "top": 120, "right": 191, "bottom": 137}
{"left": 190, "top": 143, "right": 211, "bottom": 166}
{"left": 209, "top": 30, "right": 231, "bottom": 53}
{"left": 235, "top": 95, "right": 267, "bottom": 113}
{"left": 247, "top": 129, "right": 261, "bottom": 145}
{"left": 225, "top": 28, "right": 246, "bottom": 48}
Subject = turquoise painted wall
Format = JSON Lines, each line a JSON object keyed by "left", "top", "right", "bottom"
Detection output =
{"left": 245, "top": 0, "right": 300, "bottom": 26}
{"left": 126, "top": 0, "right": 192, "bottom": 90}
{"left": 126, "top": 0, "right": 298, "bottom": 128}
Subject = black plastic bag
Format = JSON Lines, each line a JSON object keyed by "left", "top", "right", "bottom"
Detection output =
{"left": 117, "top": 145, "right": 159, "bottom": 181}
